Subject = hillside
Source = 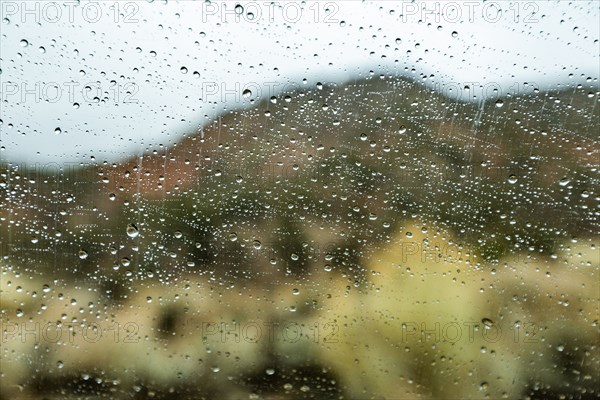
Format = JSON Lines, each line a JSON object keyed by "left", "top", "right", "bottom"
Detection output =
{"left": 2, "top": 76, "right": 597, "bottom": 286}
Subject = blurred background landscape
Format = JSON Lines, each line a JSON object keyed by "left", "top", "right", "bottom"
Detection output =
{"left": 1, "top": 76, "right": 598, "bottom": 399}
{"left": 1, "top": 1, "right": 599, "bottom": 399}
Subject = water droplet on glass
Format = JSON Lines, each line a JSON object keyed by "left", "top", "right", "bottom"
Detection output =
{"left": 507, "top": 175, "right": 518, "bottom": 184}
{"left": 78, "top": 249, "right": 88, "bottom": 259}
{"left": 126, "top": 224, "right": 139, "bottom": 238}
{"left": 495, "top": 99, "right": 504, "bottom": 108}
{"left": 481, "top": 318, "right": 494, "bottom": 330}
{"left": 180, "top": 66, "right": 188, "bottom": 74}
{"left": 20, "top": 39, "right": 29, "bottom": 47}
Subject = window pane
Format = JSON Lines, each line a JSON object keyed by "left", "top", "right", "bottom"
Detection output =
{"left": 1, "top": 2, "right": 598, "bottom": 399}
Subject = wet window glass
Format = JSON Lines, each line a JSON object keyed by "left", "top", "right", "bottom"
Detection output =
{"left": 1, "top": 1, "right": 598, "bottom": 399}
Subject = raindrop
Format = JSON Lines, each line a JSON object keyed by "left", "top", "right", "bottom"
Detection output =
{"left": 559, "top": 178, "right": 570, "bottom": 186}
{"left": 180, "top": 66, "right": 188, "bottom": 74}
{"left": 451, "top": 31, "right": 458, "bottom": 37}
{"left": 20, "top": 39, "right": 29, "bottom": 47}
{"left": 481, "top": 318, "right": 494, "bottom": 330}
{"left": 495, "top": 99, "right": 504, "bottom": 108}
{"left": 126, "top": 224, "right": 139, "bottom": 238}
{"left": 507, "top": 175, "right": 518, "bottom": 184}
{"left": 242, "top": 89, "right": 252, "bottom": 99}
{"left": 78, "top": 249, "right": 88, "bottom": 259}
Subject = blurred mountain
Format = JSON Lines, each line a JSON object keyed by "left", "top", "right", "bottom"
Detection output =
{"left": 1, "top": 76, "right": 598, "bottom": 285}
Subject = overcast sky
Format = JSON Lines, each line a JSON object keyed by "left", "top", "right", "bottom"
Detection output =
{"left": 1, "top": 0, "right": 598, "bottom": 164}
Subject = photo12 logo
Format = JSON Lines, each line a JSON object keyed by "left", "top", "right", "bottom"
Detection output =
{"left": 1, "top": 2, "right": 140, "bottom": 24}
{"left": 199, "top": 80, "right": 331, "bottom": 104}
{"left": 401, "top": 320, "right": 540, "bottom": 344}
{"left": 400, "top": 2, "right": 540, "bottom": 24}
{"left": 1, "top": 81, "right": 139, "bottom": 105}
{"left": 201, "top": 320, "right": 339, "bottom": 344}
{"left": 1, "top": 321, "right": 140, "bottom": 344}
{"left": 199, "top": 2, "right": 341, "bottom": 24}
